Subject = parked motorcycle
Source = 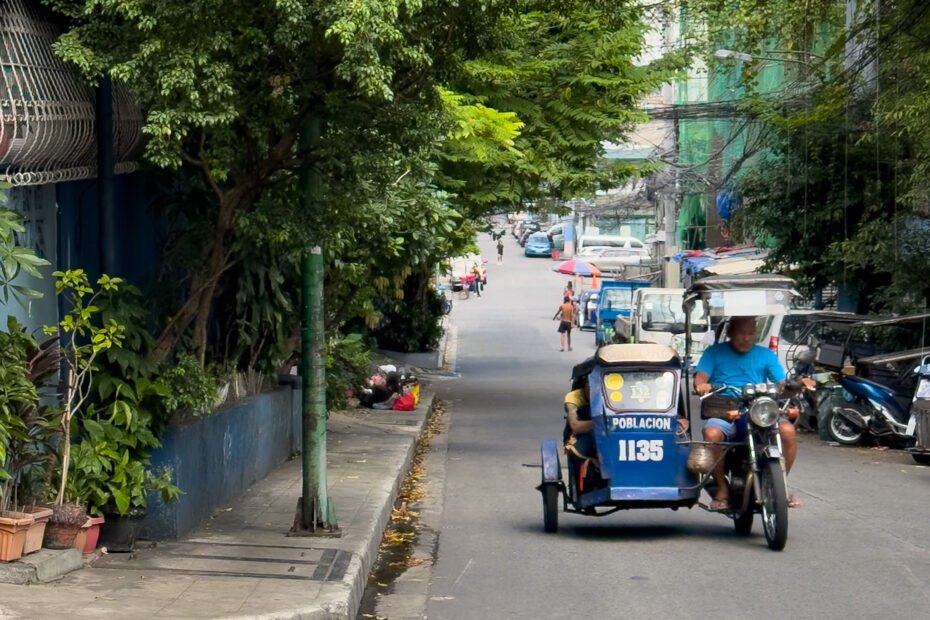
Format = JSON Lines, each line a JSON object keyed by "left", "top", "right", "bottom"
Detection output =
{"left": 824, "top": 356, "right": 930, "bottom": 458}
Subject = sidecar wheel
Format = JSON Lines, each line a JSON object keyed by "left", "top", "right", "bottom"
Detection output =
{"left": 826, "top": 410, "right": 863, "bottom": 446}
{"left": 542, "top": 483, "right": 559, "bottom": 533}
{"left": 734, "top": 506, "right": 753, "bottom": 536}
{"left": 759, "top": 460, "right": 788, "bottom": 551}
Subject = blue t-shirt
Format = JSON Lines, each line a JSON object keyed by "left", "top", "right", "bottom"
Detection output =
{"left": 696, "top": 343, "right": 786, "bottom": 389}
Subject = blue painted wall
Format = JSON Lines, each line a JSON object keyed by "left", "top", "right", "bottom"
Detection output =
{"left": 142, "top": 386, "right": 300, "bottom": 539}
{"left": 57, "top": 172, "right": 161, "bottom": 286}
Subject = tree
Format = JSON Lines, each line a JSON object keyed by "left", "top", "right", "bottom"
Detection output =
{"left": 47, "top": 0, "right": 683, "bottom": 365}
{"left": 683, "top": 0, "right": 930, "bottom": 311}
{"left": 46, "top": 0, "right": 500, "bottom": 363}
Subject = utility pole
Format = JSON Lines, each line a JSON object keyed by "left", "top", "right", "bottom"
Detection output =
{"left": 294, "top": 110, "right": 338, "bottom": 535}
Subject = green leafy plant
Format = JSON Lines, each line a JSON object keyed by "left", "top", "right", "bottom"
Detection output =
{"left": 325, "top": 333, "right": 372, "bottom": 411}
{"left": 0, "top": 317, "right": 60, "bottom": 513}
{"left": 43, "top": 270, "right": 125, "bottom": 506}
{"left": 162, "top": 353, "right": 217, "bottom": 416}
{"left": 0, "top": 183, "right": 51, "bottom": 307}
{"left": 69, "top": 418, "right": 180, "bottom": 516}
{"left": 373, "top": 272, "right": 446, "bottom": 353}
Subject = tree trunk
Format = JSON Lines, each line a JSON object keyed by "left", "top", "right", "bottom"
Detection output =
{"left": 153, "top": 194, "right": 239, "bottom": 364}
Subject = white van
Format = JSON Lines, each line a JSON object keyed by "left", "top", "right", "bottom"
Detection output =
{"left": 577, "top": 234, "right": 649, "bottom": 255}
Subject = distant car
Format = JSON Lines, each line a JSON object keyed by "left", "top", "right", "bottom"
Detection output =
{"left": 575, "top": 246, "right": 611, "bottom": 259}
{"left": 448, "top": 254, "right": 488, "bottom": 291}
{"left": 518, "top": 225, "right": 540, "bottom": 246}
{"left": 588, "top": 248, "right": 646, "bottom": 272}
{"left": 546, "top": 223, "right": 566, "bottom": 251}
{"left": 577, "top": 235, "right": 650, "bottom": 255}
{"left": 524, "top": 232, "right": 552, "bottom": 257}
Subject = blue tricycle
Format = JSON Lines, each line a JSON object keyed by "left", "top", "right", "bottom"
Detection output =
{"left": 539, "top": 274, "right": 803, "bottom": 551}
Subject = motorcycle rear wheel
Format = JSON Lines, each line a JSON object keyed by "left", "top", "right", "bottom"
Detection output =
{"left": 759, "top": 460, "right": 788, "bottom": 551}
{"left": 826, "top": 409, "right": 864, "bottom": 446}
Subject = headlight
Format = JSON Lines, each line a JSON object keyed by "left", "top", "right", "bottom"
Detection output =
{"left": 749, "top": 397, "right": 780, "bottom": 427}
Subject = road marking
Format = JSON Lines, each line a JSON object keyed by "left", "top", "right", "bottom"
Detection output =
{"left": 454, "top": 558, "right": 474, "bottom": 586}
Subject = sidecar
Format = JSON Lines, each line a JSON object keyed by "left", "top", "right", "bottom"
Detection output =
{"left": 538, "top": 343, "right": 697, "bottom": 533}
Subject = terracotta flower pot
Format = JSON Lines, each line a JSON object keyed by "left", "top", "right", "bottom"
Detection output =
{"left": 20, "top": 506, "right": 53, "bottom": 555}
{"left": 44, "top": 504, "right": 88, "bottom": 550}
{"left": 0, "top": 511, "right": 34, "bottom": 562}
{"left": 43, "top": 521, "right": 83, "bottom": 550}
{"left": 72, "top": 516, "right": 105, "bottom": 554}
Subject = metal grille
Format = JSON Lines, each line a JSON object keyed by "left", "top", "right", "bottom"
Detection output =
{"left": 0, "top": 0, "right": 142, "bottom": 186}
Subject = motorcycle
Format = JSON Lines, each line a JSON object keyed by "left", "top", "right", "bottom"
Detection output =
{"left": 701, "top": 379, "right": 801, "bottom": 551}
{"left": 823, "top": 354, "right": 929, "bottom": 453}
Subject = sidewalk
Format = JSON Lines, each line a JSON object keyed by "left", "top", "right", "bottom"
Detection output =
{"left": 0, "top": 393, "right": 438, "bottom": 620}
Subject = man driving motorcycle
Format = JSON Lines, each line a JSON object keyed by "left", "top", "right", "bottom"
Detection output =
{"left": 694, "top": 316, "right": 801, "bottom": 510}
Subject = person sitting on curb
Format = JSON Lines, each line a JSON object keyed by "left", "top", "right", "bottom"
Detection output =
{"left": 694, "top": 316, "right": 801, "bottom": 510}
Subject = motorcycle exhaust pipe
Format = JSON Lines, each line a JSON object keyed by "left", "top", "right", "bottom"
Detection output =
{"left": 834, "top": 406, "right": 868, "bottom": 431}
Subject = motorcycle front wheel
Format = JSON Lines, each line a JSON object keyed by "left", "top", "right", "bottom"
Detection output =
{"left": 759, "top": 460, "right": 788, "bottom": 551}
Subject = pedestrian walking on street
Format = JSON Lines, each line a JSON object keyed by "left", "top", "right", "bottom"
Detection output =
{"left": 553, "top": 295, "right": 575, "bottom": 351}
{"left": 497, "top": 238, "right": 504, "bottom": 265}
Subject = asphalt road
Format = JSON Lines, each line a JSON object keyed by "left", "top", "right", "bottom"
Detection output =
{"left": 413, "top": 231, "right": 930, "bottom": 620}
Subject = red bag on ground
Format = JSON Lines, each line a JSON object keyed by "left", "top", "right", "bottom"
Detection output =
{"left": 392, "top": 393, "right": 416, "bottom": 411}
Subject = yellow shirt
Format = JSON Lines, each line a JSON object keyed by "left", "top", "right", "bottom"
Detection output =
{"left": 564, "top": 389, "right": 588, "bottom": 409}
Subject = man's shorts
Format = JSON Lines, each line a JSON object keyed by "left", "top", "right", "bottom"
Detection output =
{"left": 703, "top": 417, "right": 789, "bottom": 440}
{"left": 558, "top": 320, "right": 572, "bottom": 333}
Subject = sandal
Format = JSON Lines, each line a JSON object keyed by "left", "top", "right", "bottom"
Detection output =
{"left": 709, "top": 497, "right": 730, "bottom": 511}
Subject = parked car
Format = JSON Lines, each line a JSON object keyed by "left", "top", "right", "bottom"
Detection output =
{"left": 448, "top": 254, "right": 488, "bottom": 291}
{"left": 577, "top": 234, "right": 649, "bottom": 255}
{"left": 519, "top": 224, "right": 540, "bottom": 247}
{"left": 524, "top": 232, "right": 552, "bottom": 257}
{"left": 575, "top": 246, "right": 611, "bottom": 259}
{"left": 546, "top": 223, "right": 566, "bottom": 251}
{"left": 588, "top": 248, "right": 647, "bottom": 272}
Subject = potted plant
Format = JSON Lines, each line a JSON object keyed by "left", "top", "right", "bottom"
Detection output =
{"left": 0, "top": 511, "right": 32, "bottom": 561}
{"left": 0, "top": 320, "right": 61, "bottom": 554}
{"left": 43, "top": 503, "right": 87, "bottom": 550}
{"left": 0, "top": 318, "right": 62, "bottom": 556}
{"left": 42, "top": 270, "right": 125, "bottom": 549}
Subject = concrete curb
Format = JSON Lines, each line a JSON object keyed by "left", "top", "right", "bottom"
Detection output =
{"left": 242, "top": 393, "right": 441, "bottom": 620}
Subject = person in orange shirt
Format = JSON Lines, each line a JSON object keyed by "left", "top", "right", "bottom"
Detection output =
{"left": 552, "top": 295, "right": 575, "bottom": 351}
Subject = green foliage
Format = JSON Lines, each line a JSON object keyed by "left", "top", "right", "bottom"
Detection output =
{"left": 324, "top": 333, "right": 372, "bottom": 411}
{"left": 373, "top": 271, "right": 445, "bottom": 353}
{"left": 0, "top": 318, "right": 60, "bottom": 512}
{"left": 69, "top": 417, "right": 180, "bottom": 516}
{"left": 0, "top": 184, "right": 51, "bottom": 308}
{"left": 681, "top": 0, "right": 930, "bottom": 312}
{"left": 0, "top": 318, "right": 38, "bottom": 507}
{"left": 46, "top": 0, "right": 687, "bottom": 388}
{"left": 162, "top": 354, "right": 216, "bottom": 416}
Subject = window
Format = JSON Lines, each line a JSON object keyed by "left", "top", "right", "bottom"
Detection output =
{"left": 602, "top": 371, "right": 676, "bottom": 411}
{"left": 630, "top": 240, "right": 644, "bottom": 249}
{"left": 602, "top": 288, "right": 634, "bottom": 310}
